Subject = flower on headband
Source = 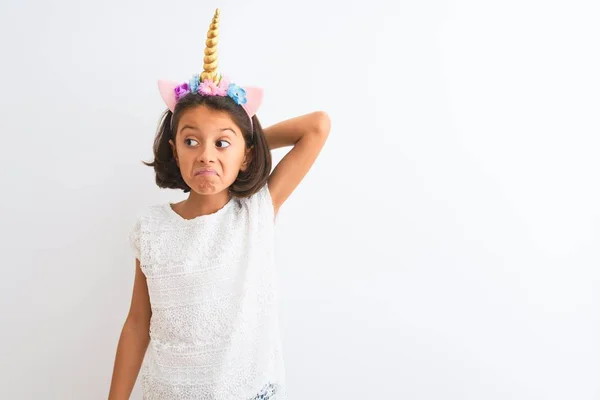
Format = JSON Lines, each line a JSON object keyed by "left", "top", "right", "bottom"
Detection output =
{"left": 227, "top": 83, "right": 247, "bottom": 105}
{"left": 174, "top": 82, "right": 190, "bottom": 100}
{"left": 188, "top": 74, "right": 200, "bottom": 93}
{"left": 214, "top": 80, "right": 227, "bottom": 96}
{"left": 199, "top": 79, "right": 227, "bottom": 96}
{"left": 217, "top": 75, "right": 230, "bottom": 91}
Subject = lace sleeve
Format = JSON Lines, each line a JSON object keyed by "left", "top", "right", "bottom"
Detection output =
{"left": 242, "top": 183, "right": 276, "bottom": 225}
{"left": 264, "top": 183, "right": 276, "bottom": 220}
{"left": 258, "top": 183, "right": 276, "bottom": 224}
{"left": 129, "top": 217, "right": 141, "bottom": 260}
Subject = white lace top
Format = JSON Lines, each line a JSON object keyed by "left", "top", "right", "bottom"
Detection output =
{"left": 129, "top": 184, "right": 286, "bottom": 400}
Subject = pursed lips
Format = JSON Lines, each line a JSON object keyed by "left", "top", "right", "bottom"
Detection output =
{"left": 194, "top": 168, "right": 218, "bottom": 176}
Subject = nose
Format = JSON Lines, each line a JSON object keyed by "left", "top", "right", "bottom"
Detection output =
{"left": 196, "top": 143, "right": 215, "bottom": 164}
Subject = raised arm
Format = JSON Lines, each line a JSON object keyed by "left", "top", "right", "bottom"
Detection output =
{"left": 263, "top": 111, "right": 331, "bottom": 215}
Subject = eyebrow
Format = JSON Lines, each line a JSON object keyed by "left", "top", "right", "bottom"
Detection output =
{"left": 180, "top": 125, "right": 238, "bottom": 136}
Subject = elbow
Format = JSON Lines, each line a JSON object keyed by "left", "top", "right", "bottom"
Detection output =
{"left": 313, "top": 111, "right": 331, "bottom": 137}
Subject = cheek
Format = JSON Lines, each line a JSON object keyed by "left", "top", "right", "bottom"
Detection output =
{"left": 233, "top": 146, "right": 248, "bottom": 166}
{"left": 175, "top": 147, "right": 195, "bottom": 167}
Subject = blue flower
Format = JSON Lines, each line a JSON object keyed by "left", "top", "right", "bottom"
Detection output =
{"left": 189, "top": 74, "right": 200, "bottom": 93}
{"left": 227, "top": 83, "right": 247, "bottom": 105}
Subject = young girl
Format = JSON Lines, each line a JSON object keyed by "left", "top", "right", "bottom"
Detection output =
{"left": 107, "top": 9, "right": 330, "bottom": 400}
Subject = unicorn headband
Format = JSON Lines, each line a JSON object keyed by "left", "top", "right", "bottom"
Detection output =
{"left": 157, "top": 8, "right": 263, "bottom": 130}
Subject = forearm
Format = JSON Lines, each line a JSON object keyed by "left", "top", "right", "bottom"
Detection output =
{"left": 108, "top": 319, "right": 150, "bottom": 400}
{"left": 263, "top": 111, "right": 330, "bottom": 150}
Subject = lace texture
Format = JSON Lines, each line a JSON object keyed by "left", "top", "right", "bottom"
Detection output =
{"left": 129, "top": 184, "right": 286, "bottom": 399}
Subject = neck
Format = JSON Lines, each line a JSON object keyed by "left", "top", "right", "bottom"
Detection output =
{"left": 175, "top": 190, "right": 232, "bottom": 219}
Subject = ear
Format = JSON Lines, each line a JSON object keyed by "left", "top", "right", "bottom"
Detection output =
{"left": 241, "top": 87, "right": 263, "bottom": 118}
{"left": 169, "top": 139, "right": 179, "bottom": 166}
{"left": 158, "top": 80, "right": 179, "bottom": 112}
{"left": 240, "top": 145, "right": 254, "bottom": 172}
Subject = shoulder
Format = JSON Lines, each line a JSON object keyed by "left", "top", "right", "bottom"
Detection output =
{"left": 135, "top": 202, "right": 170, "bottom": 220}
{"left": 244, "top": 182, "right": 275, "bottom": 208}
{"left": 238, "top": 183, "right": 277, "bottom": 223}
{"left": 128, "top": 203, "right": 169, "bottom": 260}
{"left": 129, "top": 203, "right": 170, "bottom": 235}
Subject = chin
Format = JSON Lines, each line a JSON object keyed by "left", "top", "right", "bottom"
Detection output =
{"left": 191, "top": 183, "right": 218, "bottom": 194}
{"left": 181, "top": 176, "right": 211, "bottom": 193}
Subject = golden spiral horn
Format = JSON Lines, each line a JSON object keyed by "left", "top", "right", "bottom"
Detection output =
{"left": 201, "top": 8, "right": 220, "bottom": 82}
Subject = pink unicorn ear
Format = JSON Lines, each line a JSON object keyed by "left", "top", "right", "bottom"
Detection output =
{"left": 241, "top": 87, "right": 263, "bottom": 118}
{"left": 157, "top": 80, "right": 179, "bottom": 112}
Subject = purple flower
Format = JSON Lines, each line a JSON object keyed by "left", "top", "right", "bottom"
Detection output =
{"left": 174, "top": 82, "right": 190, "bottom": 100}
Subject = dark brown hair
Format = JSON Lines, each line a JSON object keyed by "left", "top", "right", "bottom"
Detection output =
{"left": 143, "top": 93, "right": 271, "bottom": 198}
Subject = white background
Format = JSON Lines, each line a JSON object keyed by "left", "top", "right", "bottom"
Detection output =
{"left": 1, "top": 0, "right": 598, "bottom": 399}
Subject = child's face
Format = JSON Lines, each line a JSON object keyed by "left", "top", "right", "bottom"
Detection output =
{"left": 169, "top": 105, "right": 251, "bottom": 196}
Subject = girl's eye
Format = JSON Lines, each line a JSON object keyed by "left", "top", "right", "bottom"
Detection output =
{"left": 183, "top": 138, "right": 230, "bottom": 148}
